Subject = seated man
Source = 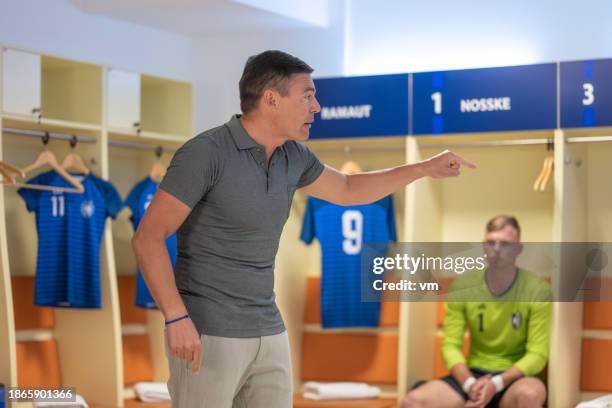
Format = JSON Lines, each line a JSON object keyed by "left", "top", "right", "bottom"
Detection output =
{"left": 402, "top": 215, "right": 551, "bottom": 408}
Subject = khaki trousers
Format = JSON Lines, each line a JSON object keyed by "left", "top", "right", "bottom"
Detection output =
{"left": 167, "top": 331, "right": 292, "bottom": 408}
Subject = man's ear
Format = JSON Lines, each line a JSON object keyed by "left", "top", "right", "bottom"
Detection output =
{"left": 262, "top": 89, "right": 278, "bottom": 108}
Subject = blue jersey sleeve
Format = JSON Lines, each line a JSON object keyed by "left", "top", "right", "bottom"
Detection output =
{"left": 17, "top": 171, "right": 57, "bottom": 212}
{"left": 300, "top": 197, "right": 316, "bottom": 244}
{"left": 105, "top": 182, "right": 125, "bottom": 219}
{"left": 93, "top": 176, "right": 125, "bottom": 219}
{"left": 386, "top": 196, "right": 397, "bottom": 242}
{"left": 17, "top": 185, "right": 41, "bottom": 212}
{"left": 125, "top": 178, "right": 147, "bottom": 214}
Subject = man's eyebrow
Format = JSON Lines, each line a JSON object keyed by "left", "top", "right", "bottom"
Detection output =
{"left": 304, "top": 86, "right": 316, "bottom": 93}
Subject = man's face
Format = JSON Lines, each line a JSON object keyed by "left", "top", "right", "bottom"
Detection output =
{"left": 275, "top": 73, "right": 320, "bottom": 142}
{"left": 483, "top": 225, "right": 522, "bottom": 269}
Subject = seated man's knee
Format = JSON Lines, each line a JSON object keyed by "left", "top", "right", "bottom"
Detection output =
{"left": 514, "top": 384, "right": 545, "bottom": 407}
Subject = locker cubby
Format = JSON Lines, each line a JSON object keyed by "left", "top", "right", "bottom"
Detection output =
{"left": 0, "top": 125, "right": 120, "bottom": 406}
{"left": 557, "top": 127, "right": 612, "bottom": 403}
{"left": 140, "top": 75, "right": 193, "bottom": 141}
{"left": 40, "top": 56, "right": 103, "bottom": 127}
{"left": 0, "top": 44, "right": 192, "bottom": 408}
{"left": 279, "top": 136, "right": 407, "bottom": 403}
{"left": 2, "top": 48, "right": 102, "bottom": 131}
{"left": 109, "top": 142, "right": 177, "bottom": 401}
{"left": 399, "top": 130, "right": 558, "bottom": 403}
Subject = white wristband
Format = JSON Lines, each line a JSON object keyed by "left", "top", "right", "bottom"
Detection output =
{"left": 462, "top": 376, "right": 477, "bottom": 393}
{"left": 491, "top": 375, "right": 504, "bottom": 393}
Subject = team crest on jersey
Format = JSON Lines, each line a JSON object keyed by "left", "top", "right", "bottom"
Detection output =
{"left": 81, "top": 200, "right": 95, "bottom": 218}
{"left": 511, "top": 312, "right": 522, "bottom": 329}
{"left": 144, "top": 194, "right": 153, "bottom": 210}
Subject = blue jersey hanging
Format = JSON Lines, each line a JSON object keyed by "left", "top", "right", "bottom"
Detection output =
{"left": 300, "top": 195, "right": 397, "bottom": 328}
{"left": 125, "top": 176, "right": 177, "bottom": 309}
{"left": 18, "top": 171, "right": 123, "bottom": 308}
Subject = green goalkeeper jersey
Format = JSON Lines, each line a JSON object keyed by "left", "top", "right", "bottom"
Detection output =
{"left": 442, "top": 268, "right": 552, "bottom": 376}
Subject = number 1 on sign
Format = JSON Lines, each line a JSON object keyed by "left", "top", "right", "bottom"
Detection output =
{"left": 432, "top": 92, "right": 442, "bottom": 114}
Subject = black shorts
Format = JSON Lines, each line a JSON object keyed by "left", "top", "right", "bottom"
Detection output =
{"left": 438, "top": 368, "right": 508, "bottom": 408}
{"left": 411, "top": 369, "right": 547, "bottom": 408}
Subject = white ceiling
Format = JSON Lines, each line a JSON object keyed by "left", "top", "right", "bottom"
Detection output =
{"left": 70, "top": 0, "right": 330, "bottom": 36}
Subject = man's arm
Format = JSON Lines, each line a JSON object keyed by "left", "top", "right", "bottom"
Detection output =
{"left": 131, "top": 189, "right": 202, "bottom": 373}
{"left": 441, "top": 301, "right": 470, "bottom": 385}
{"left": 512, "top": 300, "right": 551, "bottom": 377}
{"left": 300, "top": 150, "right": 476, "bottom": 205}
{"left": 485, "top": 294, "right": 551, "bottom": 390}
{"left": 441, "top": 298, "right": 496, "bottom": 405}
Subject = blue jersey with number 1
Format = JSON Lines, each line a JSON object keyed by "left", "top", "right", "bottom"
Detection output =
{"left": 300, "top": 196, "right": 396, "bottom": 328}
{"left": 126, "top": 177, "right": 177, "bottom": 309}
{"left": 18, "top": 171, "right": 123, "bottom": 308}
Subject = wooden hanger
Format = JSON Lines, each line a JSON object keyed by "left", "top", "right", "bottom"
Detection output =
{"left": 0, "top": 158, "right": 80, "bottom": 193}
{"left": 539, "top": 154, "right": 554, "bottom": 192}
{"left": 149, "top": 145, "right": 166, "bottom": 183}
{"left": 0, "top": 164, "right": 18, "bottom": 184}
{"left": 533, "top": 140, "right": 553, "bottom": 192}
{"left": 20, "top": 133, "right": 85, "bottom": 193}
{"left": 0, "top": 161, "right": 25, "bottom": 184}
{"left": 3, "top": 181, "right": 85, "bottom": 193}
{"left": 532, "top": 157, "right": 548, "bottom": 191}
{"left": 61, "top": 135, "right": 90, "bottom": 176}
{"left": 340, "top": 160, "right": 363, "bottom": 175}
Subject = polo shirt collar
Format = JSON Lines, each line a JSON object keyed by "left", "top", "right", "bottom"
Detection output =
{"left": 227, "top": 114, "right": 261, "bottom": 150}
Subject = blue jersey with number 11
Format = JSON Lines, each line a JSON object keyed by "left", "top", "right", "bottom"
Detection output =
{"left": 300, "top": 196, "right": 396, "bottom": 328}
{"left": 18, "top": 171, "right": 123, "bottom": 308}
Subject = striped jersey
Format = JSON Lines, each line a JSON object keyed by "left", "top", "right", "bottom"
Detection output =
{"left": 300, "top": 196, "right": 396, "bottom": 328}
{"left": 18, "top": 170, "right": 123, "bottom": 308}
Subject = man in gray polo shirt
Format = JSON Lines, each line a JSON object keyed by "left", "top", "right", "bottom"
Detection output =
{"left": 132, "top": 50, "right": 475, "bottom": 408}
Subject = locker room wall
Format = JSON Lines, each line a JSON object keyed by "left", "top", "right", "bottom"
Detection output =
{"left": 0, "top": 0, "right": 193, "bottom": 82}
{"left": 346, "top": 0, "right": 612, "bottom": 75}
{"left": 191, "top": 0, "right": 346, "bottom": 131}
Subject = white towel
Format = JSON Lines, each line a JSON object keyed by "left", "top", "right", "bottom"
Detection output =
{"left": 34, "top": 394, "right": 88, "bottom": 408}
{"left": 576, "top": 394, "right": 612, "bottom": 408}
{"left": 302, "top": 381, "right": 381, "bottom": 400}
{"left": 134, "top": 382, "right": 171, "bottom": 403}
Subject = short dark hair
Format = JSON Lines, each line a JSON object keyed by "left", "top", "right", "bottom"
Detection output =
{"left": 486, "top": 215, "right": 521, "bottom": 238}
{"left": 239, "top": 50, "right": 314, "bottom": 114}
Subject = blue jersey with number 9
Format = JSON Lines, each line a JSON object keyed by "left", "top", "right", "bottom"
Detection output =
{"left": 300, "top": 195, "right": 396, "bottom": 328}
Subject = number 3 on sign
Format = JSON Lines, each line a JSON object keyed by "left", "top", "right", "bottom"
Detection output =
{"left": 431, "top": 92, "right": 442, "bottom": 114}
{"left": 342, "top": 210, "right": 363, "bottom": 255}
{"left": 583, "top": 83, "right": 594, "bottom": 106}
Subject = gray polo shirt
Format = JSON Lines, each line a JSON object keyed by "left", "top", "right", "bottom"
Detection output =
{"left": 159, "top": 115, "right": 324, "bottom": 337}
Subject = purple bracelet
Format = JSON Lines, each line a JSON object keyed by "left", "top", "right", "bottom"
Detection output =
{"left": 165, "top": 314, "right": 190, "bottom": 326}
